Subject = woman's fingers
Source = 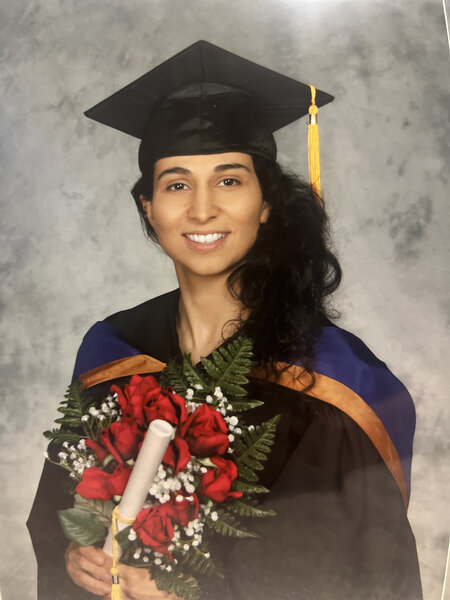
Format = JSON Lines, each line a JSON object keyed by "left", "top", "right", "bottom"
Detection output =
{"left": 78, "top": 554, "right": 110, "bottom": 581}
{"left": 65, "top": 544, "right": 181, "bottom": 599}
{"left": 65, "top": 542, "right": 112, "bottom": 596}
{"left": 79, "top": 544, "right": 109, "bottom": 567}
{"left": 117, "top": 564, "right": 155, "bottom": 600}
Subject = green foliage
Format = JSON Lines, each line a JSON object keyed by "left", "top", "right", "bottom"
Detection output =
{"left": 233, "top": 480, "right": 270, "bottom": 494}
{"left": 201, "top": 336, "right": 254, "bottom": 397}
{"left": 182, "top": 354, "right": 209, "bottom": 390}
{"left": 73, "top": 494, "right": 113, "bottom": 527}
{"left": 226, "top": 498, "right": 275, "bottom": 518}
{"left": 235, "top": 415, "right": 281, "bottom": 482}
{"left": 154, "top": 571, "right": 200, "bottom": 600}
{"left": 179, "top": 546, "right": 224, "bottom": 578}
{"left": 57, "top": 508, "right": 107, "bottom": 546}
{"left": 43, "top": 429, "right": 82, "bottom": 443}
{"left": 160, "top": 354, "right": 209, "bottom": 393}
{"left": 57, "top": 381, "right": 93, "bottom": 428}
{"left": 44, "top": 380, "right": 95, "bottom": 443}
{"left": 159, "top": 359, "right": 188, "bottom": 394}
{"left": 225, "top": 399, "right": 264, "bottom": 413}
{"left": 115, "top": 525, "right": 133, "bottom": 552}
{"left": 161, "top": 336, "right": 254, "bottom": 400}
{"left": 48, "top": 335, "right": 281, "bottom": 600}
{"left": 206, "top": 510, "right": 258, "bottom": 539}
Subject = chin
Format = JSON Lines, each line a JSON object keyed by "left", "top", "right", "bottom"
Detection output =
{"left": 177, "top": 259, "right": 240, "bottom": 279}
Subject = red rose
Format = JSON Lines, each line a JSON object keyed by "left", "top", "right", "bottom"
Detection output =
{"left": 97, "top": 419, "right": 144, "bottom": 463}
{"left": 85, "top": 438, "right": 109, "bottom": 463}
{"left": 132, "top": 505, "right": 174, "bottom": 556}
{"left": 198, "top": 456, "right": 243, "bottom": 503}
{"left": 180, "top": 405, "right": 229, "bottom": 458}
{"left": 111, "top": 375, "right": 159, "bottom": 426}
{"left": 76, "top": 463, "right": 132, "bottom": 501}
{"left": 163, "top": 437, "right": 191, "bottom": 475}
{"left": 111, "top": 375, "right": 188, "bottom": 428}
{"left": 162, "top": 492, "right": 199, "bottom": 527}
{"left": 142, "top": 388, "right": 188, "bottom": 428}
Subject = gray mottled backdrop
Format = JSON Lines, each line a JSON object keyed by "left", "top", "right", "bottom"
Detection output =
{"left": 1, "top": 1, "right": 449, "bottom": 599}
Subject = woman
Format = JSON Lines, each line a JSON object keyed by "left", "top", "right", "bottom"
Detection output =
{"left": 27, "top": 41, "right": 423, "bottom": 600}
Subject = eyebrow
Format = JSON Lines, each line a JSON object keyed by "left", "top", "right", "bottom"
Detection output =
{"left": 214, "top": 163, "right": 251, "bottom": 173}
{"left": 156, "top": 162, "right": 251, "bottom": 181}
{"left": 157, "top": 167, "right": 190, "bottom": 181}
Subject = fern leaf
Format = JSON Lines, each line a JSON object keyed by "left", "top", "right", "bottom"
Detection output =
{"left": 233, "top": 480, "right": 270, "bottom": 494}
{"left": 180, "top": 547, "right": 223, "bottom": 578}
{"left": 57, "top": 407, "right": 82, "bottom": 417}
{"left": 240, "top": 455, "right": 264, "bottom": 471}
{"left": 246, "top": 448, "right": 267, "bottom": 461}
{"left": 226, "top": 499, "right": 275, "bottom": 518}
{"left": 43, "top": 429, "right": 83, "bottom": 443}
{"left": 199, "top": 356, "right": 221, "bottom": 381}
{"left": 154, "top": 571, "right": 200, "bottom": 600}
{"left": 234, "top": 415, "right": 281, "bottom": 481}
{"left": 182, "top": 354, "right": 209, "bottom": 391}
{"left": 55, "top": 416, "right": 82, "bottom": 426}
{"left": 235, "top": 463, "right": 259, "bottom": 482}
{"left": 54, "top": 381, "right": 95, "bottom": 434}
{"left": 219, "top": 381, "right": 248, "bottom": 397}
{"left": 160, "top": 360, "right": 188, "bottom": 394}
{"left": 67, "top": 381, "right": 93, "bottom": 412}
{"left": 201, "top": 337, "right": 254, "bottom": 397}
{"left": 206, "top": 510, "right": 258, "bottom": 539}
{"left": 227, "top": 399, "right": 264, "bottom": 413}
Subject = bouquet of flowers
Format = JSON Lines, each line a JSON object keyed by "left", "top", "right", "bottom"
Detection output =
{"left": 44, "top": 337, "right": 280, "bottom": 600}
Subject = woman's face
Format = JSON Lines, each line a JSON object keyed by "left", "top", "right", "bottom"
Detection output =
{"left": 141, "top": 152, "right": 269, "bottom": 281}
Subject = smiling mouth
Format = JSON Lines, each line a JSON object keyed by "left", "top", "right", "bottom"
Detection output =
{"left": 184, "top": 233, "right": 228, "bottom": 244}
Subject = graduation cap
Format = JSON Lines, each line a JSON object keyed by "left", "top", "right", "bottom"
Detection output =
{"left": 85, "top": 40, "right": 333, "bottom": 196}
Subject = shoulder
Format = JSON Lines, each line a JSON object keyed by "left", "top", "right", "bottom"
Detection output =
{"left": 103, "top": 288, "right": 180, "bottom": 330}
{"left": 287, "top": 324, "right": 416, "bottom": 502}
{"left": 311, "top": 325, "right": 417, "bottom": 444}
{"left": 72, "top": 288, "right": 180, "bottom": 378}
{"left": 309, "top": 325, "right": 414, "bottom": 420}
{"left": 312, "top": 325, "right": 396, "bottom": 383}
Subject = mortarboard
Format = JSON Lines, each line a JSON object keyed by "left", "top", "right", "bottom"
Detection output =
{"left": 85, "top": 40, "right": 333, "bottom": 196}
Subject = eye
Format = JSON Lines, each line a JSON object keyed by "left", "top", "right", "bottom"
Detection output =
{"left": 167, "top": 182, "right": 188, "bottom": 191}
{"left": 218, "top": 178, "right": 240, "bottom": 187}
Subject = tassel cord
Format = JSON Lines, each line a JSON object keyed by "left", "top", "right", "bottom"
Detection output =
{"left": 110, "top": 506, "right": 135, "bottom": 600}
{"left": 308, "top": 84, "right": 322, "bottom": 202}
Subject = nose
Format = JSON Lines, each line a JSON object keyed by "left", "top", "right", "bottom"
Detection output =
{"left": 186, "top": 184, "right": 218, "bottom": 223}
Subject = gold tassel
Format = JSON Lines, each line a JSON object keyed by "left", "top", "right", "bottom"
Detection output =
{"left": 308, "top": 84, "right": 322, "bottom": 202}
{"left": 110, "top": 566, "right": 122, "bottom": 600}
{"left": 110, "top": 506, "right": 135, "bottom": 600}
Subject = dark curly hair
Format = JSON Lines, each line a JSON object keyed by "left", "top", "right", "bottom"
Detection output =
{"left": 131, "top": 156, "right": 341, "bottom": 374}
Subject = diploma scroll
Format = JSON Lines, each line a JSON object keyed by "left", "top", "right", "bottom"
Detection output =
{"left": 103, "top": 418, "right": 174, "bottom": 556}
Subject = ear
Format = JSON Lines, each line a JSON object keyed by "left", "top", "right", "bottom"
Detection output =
{"left": 139, "top": 194, "right": 154, "bottom": 224}
{"left": 260, "top": 201, "right": 270, "bottom": 224}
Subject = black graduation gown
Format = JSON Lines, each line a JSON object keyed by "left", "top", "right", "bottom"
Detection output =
{"left": 27, "top": 290, "right": 423, "bottom": 600}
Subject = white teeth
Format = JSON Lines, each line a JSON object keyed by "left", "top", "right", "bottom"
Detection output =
{"left": 186, "top": 233, "right": 226, "bottom": 244}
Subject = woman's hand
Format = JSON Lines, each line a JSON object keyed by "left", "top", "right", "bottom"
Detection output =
{"left": 65, "top": 541, "right": 112, "bottom": 596}
{"left": 65, "top": 542, "right": 182, "bottom": 599}
{"left": 117, "top": 562, "right": 183, "bottom": 600}
{"left": 65, "top": 542, "right": 183, "bottom": 600}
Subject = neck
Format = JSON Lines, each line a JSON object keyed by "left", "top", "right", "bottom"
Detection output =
{"left": 175, "top": 269, "right": 244, "bottom": 364}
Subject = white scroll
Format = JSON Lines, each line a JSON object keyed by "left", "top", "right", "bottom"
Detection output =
{"left": 103, "top": 418, "right": 174, "bottom": 557}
